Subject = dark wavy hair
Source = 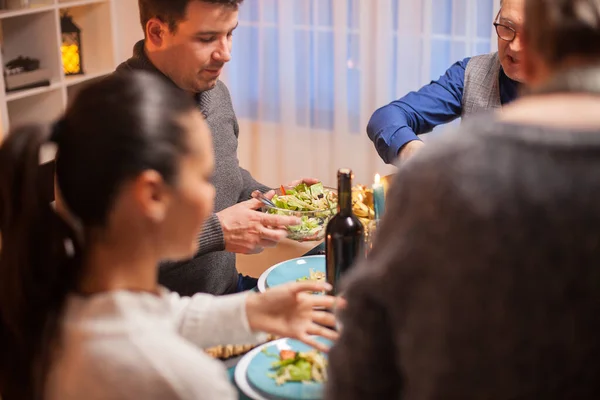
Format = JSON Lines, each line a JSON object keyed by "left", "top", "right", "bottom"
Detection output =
{"left": 139, "top": 0, "right": 244, "bottom": 33}
{"left": 0, "top": 71, "right": 197, "bottom": 399}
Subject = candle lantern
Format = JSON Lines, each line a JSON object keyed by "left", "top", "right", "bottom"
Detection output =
{"left": 60, "top": 12, "right": 84, "bottom": 76}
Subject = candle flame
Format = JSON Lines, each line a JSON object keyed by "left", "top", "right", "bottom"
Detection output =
{"left": 374, "top": 173, "right": 381, "bottom": 184}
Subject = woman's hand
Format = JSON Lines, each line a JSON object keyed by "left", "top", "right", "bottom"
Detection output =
{"left": 245, "top": 281, "right": 345, "bottom": 352}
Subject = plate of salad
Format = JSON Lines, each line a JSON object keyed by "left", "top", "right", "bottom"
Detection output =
{"left": 235, "top": 337, "right": 332, "bottom": 400}
{"left": 257, "top": 255, "right": 326, "bottom": 293}
{"left": 263, "top": 182, "right": 337, "bottom": 242}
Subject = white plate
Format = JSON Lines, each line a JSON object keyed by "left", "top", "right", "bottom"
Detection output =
{"left": 256, "top": 264, "right": 278, "bottom": 293}
{"left": 257, "top": 255, "right": 326, "bottom": 293}
{"left": 234, "top": 338, "right": 292, "bottom": 400}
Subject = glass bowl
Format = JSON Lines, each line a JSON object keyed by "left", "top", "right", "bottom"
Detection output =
{"left": 262, "top": 186, "right": 337, "bottom": 242}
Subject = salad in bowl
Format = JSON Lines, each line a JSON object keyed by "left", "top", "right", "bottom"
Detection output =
{"left": 263, "top": 182, "right": 337, "bottom": 241}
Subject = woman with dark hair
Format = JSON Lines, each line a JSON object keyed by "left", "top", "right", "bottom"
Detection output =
{"left": 0, "top": 71, "right": 339, "bottom": 400}
{"left": 326, "top": 0, "right": 600, "bottom": 399}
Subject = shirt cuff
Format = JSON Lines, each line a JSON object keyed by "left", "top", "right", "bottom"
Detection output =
{"left": 178, "top": 292, "right": 268, "bottom": 348}
{"left": 196, "top": 213, "right": 225, "bottom": 255}
{"left": 385, "top": 127, "right": 420, "bottom": 164}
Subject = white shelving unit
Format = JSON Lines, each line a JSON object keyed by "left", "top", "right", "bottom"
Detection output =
{"left": 0, "top": 0, "right": 119, "bottom": 139}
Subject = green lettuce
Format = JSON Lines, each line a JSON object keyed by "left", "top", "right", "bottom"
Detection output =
{"left": 266, "top": 182, "right": 337, "bottom": 240}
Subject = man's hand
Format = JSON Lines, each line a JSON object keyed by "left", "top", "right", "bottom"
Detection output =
{"left": 216, "top": 192, "right": 301, "bottom": 254}
{"left": 398, "top": 140, "right": 425, "bottom": 162}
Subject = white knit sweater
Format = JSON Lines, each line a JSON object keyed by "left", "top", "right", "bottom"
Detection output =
{"left": 45, "top": 289, "right": 265, "bottom": 399}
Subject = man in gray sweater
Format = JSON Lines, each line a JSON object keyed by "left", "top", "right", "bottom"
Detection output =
{"left": 116, "top": 0, "right": 304, "bottom": 295}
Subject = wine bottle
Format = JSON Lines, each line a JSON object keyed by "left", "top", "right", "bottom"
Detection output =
{"left": 325, "top": 168, "right": 365, "bottom": 294}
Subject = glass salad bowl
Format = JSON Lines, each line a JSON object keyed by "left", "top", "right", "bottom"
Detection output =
{"left": 262, "top": 183, "right": 338, "bottom": 242}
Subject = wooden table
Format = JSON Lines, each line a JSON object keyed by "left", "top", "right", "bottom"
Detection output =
{"left": 236, "top": 238, "right": 323, "bottom": 279}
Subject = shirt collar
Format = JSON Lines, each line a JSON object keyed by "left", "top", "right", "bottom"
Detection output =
{"left": 499, "top": 67, "right": 521, "bottom": 105}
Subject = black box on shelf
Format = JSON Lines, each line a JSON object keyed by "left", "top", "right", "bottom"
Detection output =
{"left": 5, "top": 68, "right": 51, "bottom": 92}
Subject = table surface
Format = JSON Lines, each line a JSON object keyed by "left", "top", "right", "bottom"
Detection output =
{"left": 226, "top": 242, "right": 325, "bottom": 399}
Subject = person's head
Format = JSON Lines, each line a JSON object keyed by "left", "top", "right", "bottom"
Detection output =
{"left": 522, "top": 0, "right": 600, "bottom": 87}
{"left": 139, "top": 0, "right": 244, "bottom": 92}
{"left": 495, "top": 0, "right": 527, "bottom": 83}
{"left": 0, "top": 71, "right": 215, "bottom": 398}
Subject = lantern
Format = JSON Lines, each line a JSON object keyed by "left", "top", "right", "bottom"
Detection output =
{"left": 60, "top": 12, "right": 84, "bottom": 76}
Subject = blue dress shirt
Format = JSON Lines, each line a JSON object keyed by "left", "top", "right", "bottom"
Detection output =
{"left": 367, "top": 57, "right": 520, "bottom": 163}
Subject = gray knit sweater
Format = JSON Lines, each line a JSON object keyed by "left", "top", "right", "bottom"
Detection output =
{"left": 116, "top": 41, "right": 270, "bottom": 296}
{"left": 326, "top": 116, "right": 600, "bottom": 399}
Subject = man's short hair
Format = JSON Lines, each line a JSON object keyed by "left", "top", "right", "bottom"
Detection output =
{"left": 139, "top": 0, "right": 244, "bottom": 34}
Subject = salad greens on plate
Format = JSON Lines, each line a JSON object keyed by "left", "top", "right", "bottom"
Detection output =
{"left": 266, "top": 182, "right": 338, "bottom": 241}
{"left": 296, "top": 268, "right": 326, "bottom": 283}
{"left": 263, "top": 348, "right": 328, "bottom": 386}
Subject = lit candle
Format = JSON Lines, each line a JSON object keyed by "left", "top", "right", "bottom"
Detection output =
{"left": 372, "top": 173, "right": 385, "bottom": 220}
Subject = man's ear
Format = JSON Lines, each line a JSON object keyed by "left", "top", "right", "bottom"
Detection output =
{"left": 146, "top": 18, "right": 167, "bottom": 47}
{"left": 133, "top": 170, "right": 171, "bottom": 224}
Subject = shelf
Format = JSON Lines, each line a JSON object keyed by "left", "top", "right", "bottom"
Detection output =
{"left": 0, "top": 0, "right": 122, "bottom": 137}
{"left": 0, "top": 3, "right": 54, "bottom": 19}
{"left": 4, "top": 70, "right": 114, "bottom": 102}
{"left": 2, "top": 10, "right": 64, "bottom": 93}
{"left": 0, "top": 0, "right": 110, "bottom": 20}
{"left": 7, "top": 87, "right": 64, "bottom": 127}
{"left": 62, "top": 1, "right": 116, "bottom": 75}
{"left": 64, "top": 69, "right": 112, "bottom": 86}
{"left": 57, "top": 0, "right": 109, "bottom": 9}
{"left": 5, "top": 81, "right": 62, "bottom": 102}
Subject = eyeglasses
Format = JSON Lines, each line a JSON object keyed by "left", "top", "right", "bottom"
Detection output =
{"left": 493, "top": 11, "right": 517, "bottom": 42}
{"left": 494, "top": 22, "right": 517, "bottom": 42}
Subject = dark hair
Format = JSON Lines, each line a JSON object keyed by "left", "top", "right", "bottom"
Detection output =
{"left": 139, "top": 0, "right": 244, "bottom": 34}
{"left": 0, "top": 71, "right": 198, "bottom": 399}
{"left": 525, "top": 0, "right": 600, "bottom": 65}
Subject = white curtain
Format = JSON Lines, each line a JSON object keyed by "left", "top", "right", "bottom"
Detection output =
{"left": 222, "top": 0, "right": 499, "bottom": 188}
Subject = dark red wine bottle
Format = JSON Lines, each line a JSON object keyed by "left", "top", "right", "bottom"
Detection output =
{"left": 325, "top": 168, "right": 365, "bottom": 294}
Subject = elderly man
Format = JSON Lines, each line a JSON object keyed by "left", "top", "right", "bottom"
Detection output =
{"left": 368, "top": 0, "right": 524, "bottom": 164}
